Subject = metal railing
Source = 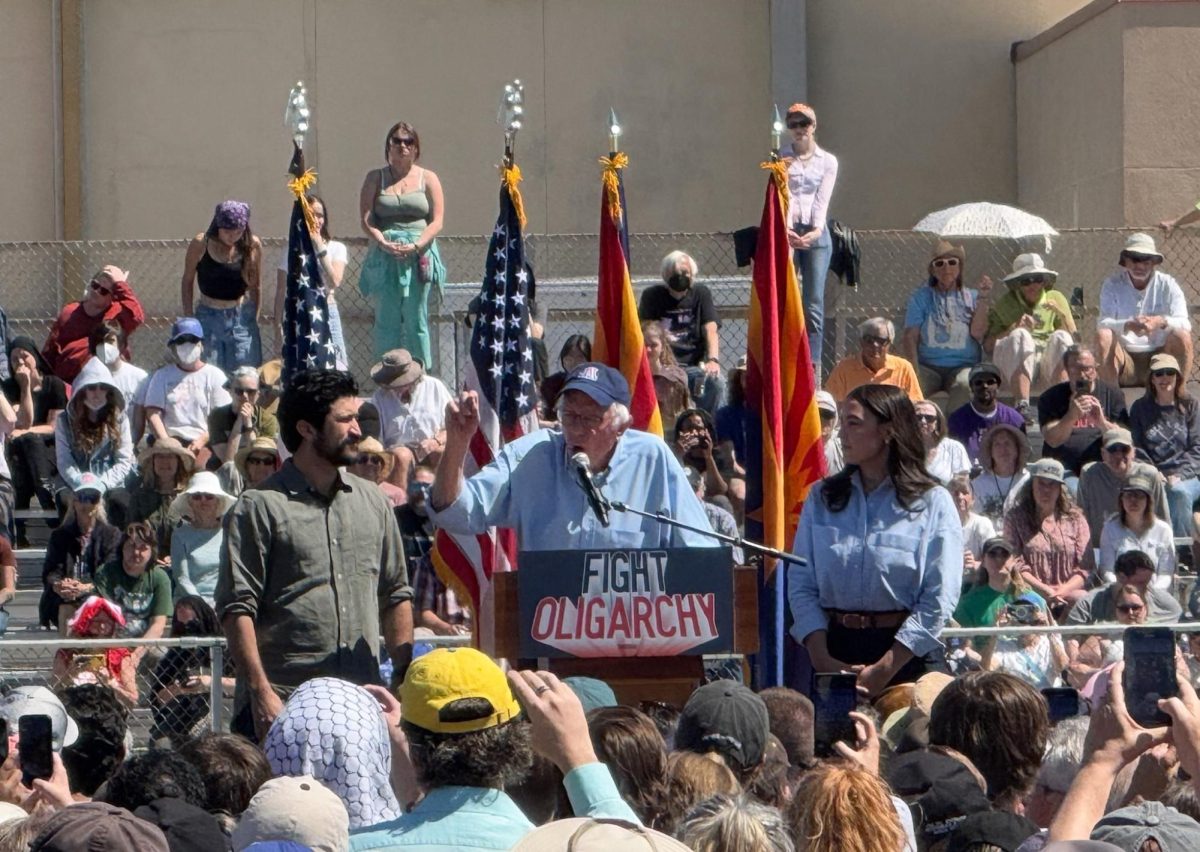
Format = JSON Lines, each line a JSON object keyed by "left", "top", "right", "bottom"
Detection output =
{"left": 7, "top": 227, "right": 1200, "bottom": 392}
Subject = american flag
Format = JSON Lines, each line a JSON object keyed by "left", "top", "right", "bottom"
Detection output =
{"left": 281, "top": 199, "right": 336, "bottom": 383}
{"left": 432, "top": 176, "right": 539, "bottom": 651}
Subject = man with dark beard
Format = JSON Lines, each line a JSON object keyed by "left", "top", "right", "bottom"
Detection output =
{"left": 216, "top": 369, "right": 413, "bottom": 741}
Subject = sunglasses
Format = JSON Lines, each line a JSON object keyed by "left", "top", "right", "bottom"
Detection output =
{"left": 76, "top": 492, "right": 101, "bottom": 504}
{"left": 985, "top": 548, "right": 1010, "bottom": 559}
{"left": 1020, "top": 276, "right": 1046, "bottom": 285}
{"left": 1122, "top": 253, "right": 1157, "bottom": 264}
{"left": 189, "top": 493, "right": 218, "bottom": 501}
{"left": 1117, "top": 603, "right": 1145, "bottom": 614}
{"left": 389, "top": 135, "right": 416, "bottom": 148}
{"left": 246, "top": 455, "right": 275, "bottom": 466}
{"left": 355, "top": 455, "right": 385, "bottom": 466}
{"left": 916, "top": 413, "right": 938, "bottom": 424}
{"left": 173, "top": 336, "right": 201, "bottom": 345}
{"left": 861, "top": 334, "right": 891, "bottom": 347}
{"left": 932, "top": 258, "right": 960, "bottom": 269}
{"left": 786, "top": 119, "right": 813, "bottom": 130}
{"left": 90, "top": 282, "right": 113, "bottom": 296}
{"left": 232, "top": 387, "right": 259, "bottom": 396}
{"left": 971, "top": 377, "right": 1000, "bottom": 388}
{"left": 1151, "top": 369, "right": 1178, "bottom": 379}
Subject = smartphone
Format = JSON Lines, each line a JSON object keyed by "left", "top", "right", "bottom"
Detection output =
{"left": 1123, "top": 626, "right": 1179, "bottom": 728}
{"left": 1073, "top": 379, "right": 1089, "bottom": 395}
{"left": 812, "top": 673, "right": 858, "bottom": 758}
{"left": 18, "top": 715, "right": 53, "bottom": 787}
{"left": 0, "top": 719, "right": 8, "bottom": 764}
{"left": 1042, "top": 687, "right": 1082, "bottom": 724}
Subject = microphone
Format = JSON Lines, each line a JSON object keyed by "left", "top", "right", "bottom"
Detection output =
{"left": 570, "top": 452, "right": 611, "bottom": 527}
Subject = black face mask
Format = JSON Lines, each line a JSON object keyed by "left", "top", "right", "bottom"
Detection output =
{"left": 174, "top": 619, "right": 205, "bottom": 637}
{"left": 667, "top": 272, "right": 692, "bottom": 293}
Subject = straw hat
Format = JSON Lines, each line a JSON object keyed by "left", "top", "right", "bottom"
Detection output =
{"left": 170, "top": 471, "right": 237, "bottom": 517}
{"left": 234, "top": 436, "right": 281, "bottom": 475}
{"left": 354, "top": 436, "right": 394, "bottom": 479}
{"left": 137, "top": 437, "right": 197, "bottom": 475}
{"left": 930, "top": 240, "right": 965, "bottom": 265}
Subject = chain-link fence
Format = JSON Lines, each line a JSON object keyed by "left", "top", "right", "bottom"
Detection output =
{"left": 5, "top": 228, "right": 1200, "bottom": 388}
{"left": 0, "top": 636, "right": 228, "bottom": 748}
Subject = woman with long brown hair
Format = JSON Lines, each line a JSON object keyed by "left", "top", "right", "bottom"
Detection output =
{"left": 586, "top": 706, "right": 670, "bottom": 831}
{"left": 53, "top": 357, "right": 133, "bottom": 524}
{"left": 789, "top": 383, "right": 962, "bottom": 696}
{"left": 1129, "top": 352, "right": 1200, "bottom": 536}
{"left": 358, "top": 121, "right": 446, "bottom": 367}
{"left": 787, "top": 763, "right": 907, "bottom": 852}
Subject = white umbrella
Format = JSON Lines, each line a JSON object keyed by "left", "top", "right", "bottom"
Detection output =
{"left": 914, "top": 202, "right": 1059, "bottom": 239}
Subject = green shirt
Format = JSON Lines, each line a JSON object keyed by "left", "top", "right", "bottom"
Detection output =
{"left": 94, "top": 562, "right": 173, "bottom": 638}
{"left": 986, "top": 287, "right": 1071, "bottom": 345}
{"left": 954, "top": 584, "right": 1048, "bottom": 648}
{"left": 207, "top": 403, "right": 279, "bottom": 447}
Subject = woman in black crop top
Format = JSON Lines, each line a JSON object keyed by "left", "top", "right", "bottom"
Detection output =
{"left": 180, "top": 200, "right": 263, "bottom": 373}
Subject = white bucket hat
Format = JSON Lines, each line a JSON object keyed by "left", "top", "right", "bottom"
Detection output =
{"left": 170, "top": 470, "right": 237, "bottom": 517}
{"left": 1122, "top": 232, "right": 1164, "bottom": 262}
{"left": 0, "top": 686, "right": 80, "bottom": 751}
{"left": 1003, "top": 253, "right": 1058, "bottom": 286}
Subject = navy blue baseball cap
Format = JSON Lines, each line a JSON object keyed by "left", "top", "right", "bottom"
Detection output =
{"left": 168, "top": 317, "right": 204, "bottom": 343}
{"left": 560, "top": 362, "right": 631, "bottom": 407}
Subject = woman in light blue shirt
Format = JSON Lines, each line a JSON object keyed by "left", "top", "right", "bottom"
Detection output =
{"left": 169, "top": 471, "right": 235, "bottom": 607}
{"left": 789, "top": 384, "right": 963, "bottom": 697}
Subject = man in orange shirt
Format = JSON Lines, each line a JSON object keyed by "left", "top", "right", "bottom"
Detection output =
{"left": 824, "top": 317, "right": 925, "bottom": 402}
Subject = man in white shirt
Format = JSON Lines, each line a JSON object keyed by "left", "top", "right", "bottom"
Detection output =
{"left": 142, "top": 317, "right": 232, "bottom": 468}
{"left": 369, "top": 348, "right": 452, "bottom": 490}
{"left": 1096, "top": 232, "right": 1192, "bottom": 386}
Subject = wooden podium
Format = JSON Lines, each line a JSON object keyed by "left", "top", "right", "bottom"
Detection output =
{"left": 491, "top": 565, "right": 759, "bottom": 706}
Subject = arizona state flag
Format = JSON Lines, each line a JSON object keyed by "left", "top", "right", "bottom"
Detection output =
{"left": 593, "top": 154, "right": 662, "bottom": 435}
{"left": 744, "top": 159, "right": 828, "bottom": 686}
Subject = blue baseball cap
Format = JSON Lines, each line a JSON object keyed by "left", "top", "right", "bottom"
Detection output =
{"left": 560, "top": 362, "right": 631, "bottom": 407}
{"left": 168, "top": 317, "right": 204, "bottom": 343}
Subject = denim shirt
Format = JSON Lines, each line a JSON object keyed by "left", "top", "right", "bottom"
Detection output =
{"left": 429, "top": 429, "right": 716, "bottom": 550}
{"left": 788, "top": 473, "right": 962, "bottom": 657}
{"left": 349, "top": 762, "right": 639, "bottom": 851}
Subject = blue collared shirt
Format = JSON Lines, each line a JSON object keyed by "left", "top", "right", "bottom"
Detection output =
{"left": 349, "top": 762, "right": 639, "bottom": 851}
{"left": 429, "top": 429, "right": 716, "bottom": 550}
{"left": 788, "top": 473, "right": 962, "bottom": 657}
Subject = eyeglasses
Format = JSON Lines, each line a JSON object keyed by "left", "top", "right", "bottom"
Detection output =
{"left": 354, "top": 455, "right": 385, "bottom": 466}
{"left": 985, "top": 548, "right": 1010, "bottom": 559}
{"left": 559, "top": 409, "right": 605, "bottom": 428}
{"left": 232, "top": 387, "right": 259, "bottom": 396}
{"left": 786, "top": 119, "right": 813, "bottom": 130}
{"left": 861, "top": 334, "right": 891, "bottom": 347}
{"left": 1020, "top": 276, "right": 1046, "bottom": 285}
{"left": 932, "top": 258, "right": 960, "bottom": 269}
{"left": 916, "top": 413, "right": 938, "bottom": 424}
{"left": 1117, "top": 603, "right": 1145, "bottom": 614}
{"left": 971, "top": 377, "right": 1000, "bottom": 388}
{"left": 246, "top": 455, "right": 275, "bottom": 466}
{"left": 76, "top": 492, "right": 101, "bottom": 505}
{"left": 1151, "top": 369, "right": 1178, "bottom": 379}
{"left": 90, "top": 282, "right": 113, "bottom": 296}
{"left": 389, "top": 135, "right": 416, "bottom": 148}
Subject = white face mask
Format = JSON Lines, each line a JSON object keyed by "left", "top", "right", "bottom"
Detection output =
{"left": 174, "top": 343, "right": 202, "bottom": 366}
{"left": 97, "top": 343, "right": 120, "bottom": 366}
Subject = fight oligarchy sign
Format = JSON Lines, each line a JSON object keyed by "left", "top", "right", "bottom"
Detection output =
{"left": 517, "top": 548, "right": 734, "bottom": 658}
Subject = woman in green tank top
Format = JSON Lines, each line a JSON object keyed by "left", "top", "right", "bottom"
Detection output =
{"left": 357, "top": 121, "right": 446, "bottom": 368}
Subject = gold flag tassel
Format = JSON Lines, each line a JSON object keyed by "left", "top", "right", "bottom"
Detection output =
{"left": 599, "top": 152, "right": 629, "bottom": 222}
{"left": 288, "top": 168, "right": 320, "bottom": 235}
{"left": 760, "top": 159, "right": 789, "bottom": 204}
{"left": 502, "top": 163, "right": 528, "bottom": 230}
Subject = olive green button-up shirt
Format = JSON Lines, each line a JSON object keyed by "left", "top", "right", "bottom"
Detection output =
{"left": 216, "top": 460, "right": 412, "bottom": 694}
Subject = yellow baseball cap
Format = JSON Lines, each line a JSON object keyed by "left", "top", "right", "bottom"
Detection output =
{"left": 399, "top": 648, "right": 522, "bottom": 734}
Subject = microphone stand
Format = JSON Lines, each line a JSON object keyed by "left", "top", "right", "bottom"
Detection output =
{"left": 604, "top": 498, "right": 806, "bottom": 568}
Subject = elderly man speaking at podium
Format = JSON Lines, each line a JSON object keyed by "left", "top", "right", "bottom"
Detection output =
{"left": 428, "top": 362, "right": 715, "bottom": 549}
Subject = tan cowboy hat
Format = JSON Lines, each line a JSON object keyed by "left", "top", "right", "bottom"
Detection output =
{"left": 930, "top": 239, "right": 965, "bottom": 265}
{"left": 234, "top": 436, "right": 281, "bottom": 475}
{"left": 136, "top": 436, "right": 197, "bottom": 475}
{"left": 370, "top": 349, "right": 424, "bottom": 387}
{"left": 1003, "top": 253, "right": 1058, "bottom": 287}
{"left": 354, "top": 436, "right": 394, "bottom": 479}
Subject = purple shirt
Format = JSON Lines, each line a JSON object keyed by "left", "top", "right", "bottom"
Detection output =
{"left": 947, "top": 402, "right": 1027, "bottom": 463}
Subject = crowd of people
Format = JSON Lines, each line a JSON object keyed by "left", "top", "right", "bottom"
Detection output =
{"left": 1, "top": 101, "right": 1200, "bottom": 849}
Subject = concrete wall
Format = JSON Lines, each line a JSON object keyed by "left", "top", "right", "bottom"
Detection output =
{"left": 807, "top": 0, "right": 1088, "bottom": 230}
{"left": 1015, "top": 3, "right": 1124, "bottom": 227}
{"left": 74, "top": 0, "right": 771, "bottom": 242}
{"left": 0, "top": 2, "right": 58, "bottom": 241}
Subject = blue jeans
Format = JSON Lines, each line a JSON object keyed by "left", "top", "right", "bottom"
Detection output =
{"left": 196, "top": 301, "right": 262, "bottom": 374}
{"left": 1167, "top": 476, "right": 1200, "bottom": 538}
{"left": 793, "top": 226, "right": 833, "bottom": 378}
{"left": 685, "top": 365, "right": 726, "bottom": 415}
